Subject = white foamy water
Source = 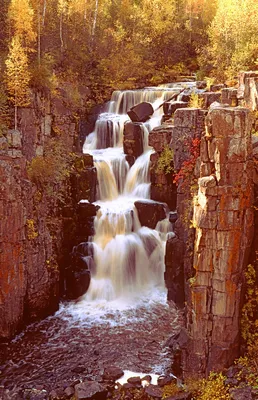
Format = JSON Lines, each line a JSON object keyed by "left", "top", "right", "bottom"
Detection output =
{"left": 70, "top": 83, "right": 193, "bottom": 313}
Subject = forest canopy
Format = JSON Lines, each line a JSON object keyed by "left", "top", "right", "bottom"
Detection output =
{"left": 0, "top": 0, "right": 258, "bottom": 128}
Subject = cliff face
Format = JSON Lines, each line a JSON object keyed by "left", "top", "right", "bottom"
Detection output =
{"left": 184, "top": 107, "right": 254, "bottom": 376}
{"left": 164, "top": 83, "right": 255, "bottom": 377}
{"left": 0, "top": 92, "right": 79, "bottom": 340}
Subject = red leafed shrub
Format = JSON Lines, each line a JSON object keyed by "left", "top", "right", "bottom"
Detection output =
{"left": 173, "top": 137, "right": 201, "bottom": 186}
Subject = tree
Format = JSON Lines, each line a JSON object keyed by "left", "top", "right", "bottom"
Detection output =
{"left": 5, "top": 36, "right": 31, "bottom": 129}
{"left": 203, "top": 0, "right": 258, "bottom": 80}
{"left": 8, "top": 0, "right": 36, "bottom": 49}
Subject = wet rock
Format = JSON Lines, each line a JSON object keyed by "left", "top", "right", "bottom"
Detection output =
{"left": 72, "top": 366, "right": 86, "bottom": 373}
{"left": 144, "top": 384, "right": 162, "bottom": 398}
{"left": 65, "top": 269, "right": 91, "bottom": 300}
{"left": 127, "top": 102, "right": 154, "bottom": 123}
{"left": 163, "top": 101, "right": 188, "bottom": 116}
{"left": 125, "top": 155, "right": 135, "bottom": 167}
{"left": 76, "top": 203, "right": 98, "bottom": 240}
{"left": 210, "top": 83, "right": 226, "bottom": 92}
{"left": 229, "top": 386, "right": 253, "bottom": 400}
{"left": 64, "top": 386, "right": 75, "bottom": 398}
{"left": 71, "top": 167, "right": 97, "bottom": 204}
{"left": 141, "top": 375, "right": 152, "bottom": 383}
{"left": 169, "top": 211, "right": 178, "bottom": 224}
{"left": 165, "top": 235, "right": 185, "bottom": 307}
{"left": 49, "top": 388, "right": 64, "bottom": 399}
{"left": 134, "top": 200, "right": 167, "bottom": 229}
{"left": 74, "top": 381, "right": 107, "bottom": 400}
{"left": 123, "top": 122, "right": 144, "bottom": 158}
{"left": 122, "top": 383, "right": 135, "bottom": 390}
{"left": 196, "top": 81, "right": 207, "bottom": 90}
{"left": 103, "top": 366, "right": 124, "bottom": 381}
{"left": 23, "top": 389, "right": 48, "bottom": 400}
{"left": 77, "top": 202, "right": 99, "bottom": 218}
{"left": 157, "top": 375, "right": 176, "bottom": 387}
{"left": 127, "top": 376, "right": 142, "bottom": 387}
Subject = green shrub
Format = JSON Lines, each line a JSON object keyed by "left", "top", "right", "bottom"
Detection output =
{"left": 156, "top": 145, "right": 174, "bottom": 175}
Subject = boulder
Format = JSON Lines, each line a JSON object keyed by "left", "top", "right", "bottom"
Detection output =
{"left": 123, "top": 122, "right": 144, "bottom": 158}
{"left": 74, "top": 382, "right": 107, "bottom": 400}
{"left": 157, "top": 375, "right": 176, "bottom": 387}
{"left": 65, "top": 269, "right": 91, "bottom": 299}
{"left": 103, "top": 366, "right": 124, "bottom": 381}
{"left": 196, "top": 81, "right": 207, "bottom": 90}
{"left": 127, "top": 102, "right": 154, "bottom": 122}
{"left": 145, "top": 384, "right": 163, "bottom": 398}
{"left": 127, "top": 376, "right": 142, "bottom": 388}
{"left": 229, "top": 386, "right": 253, "bottom": 400}
{"left": 134, "top": 200, "right": 167, "bottom": 229}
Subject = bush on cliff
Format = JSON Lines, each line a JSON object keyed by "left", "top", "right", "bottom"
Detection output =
{"left": 27, "top": 136, "right": 74, "bottom": 205}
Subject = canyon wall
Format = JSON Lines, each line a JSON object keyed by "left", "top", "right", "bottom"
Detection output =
{"left": 166, "top": 99, "right": 254, "bottom": 376}
{"left": 0, "top": 90, "right": 84, "bottom": 340}
{"left": 184, "top": 106, "right": 254, "bottom": 376}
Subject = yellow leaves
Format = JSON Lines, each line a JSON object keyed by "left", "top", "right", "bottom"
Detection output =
{"left": 5, "top": 36, "right": 31, "bottom": 108}
{"left": 8, "top": 0, "right": 36, "bottom": 47}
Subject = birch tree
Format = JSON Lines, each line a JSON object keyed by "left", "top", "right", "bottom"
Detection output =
{"left": 5, "top": 36, "right": 31, "bottom": 129}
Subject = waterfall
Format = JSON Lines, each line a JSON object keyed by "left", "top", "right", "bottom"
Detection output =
{"left": 80, "top": 83, "right": 189, "bottom": 302}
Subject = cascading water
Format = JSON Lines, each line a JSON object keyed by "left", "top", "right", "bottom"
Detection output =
{"left": 0, "top": 83, "right": 193, "bottom": 396}
{"left": 81, "top": 86, "right": 184, "bottom": 304}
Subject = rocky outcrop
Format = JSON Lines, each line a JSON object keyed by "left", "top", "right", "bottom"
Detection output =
{"left": 134, "top": 200, "right": 167, "bottom": 229}
{"left": 183, "top": 107, "right": 254, "bottom": 376}
{"left": 238, "top": 71, "right": 258, "bottom": 110}
{"left": 149, "top": 124, "right": 177, "bottom": 210}
{"left": 221, "top": 88, "right": 238, "bottom": 107}
{"left": 165, "top": 108, "right": 206, "bottom": 303}
{"left": 123, "top": 121, "right": 144, "bottom": 158}
{"left": 199, "top": 92, "right": 221, "bottom": 108}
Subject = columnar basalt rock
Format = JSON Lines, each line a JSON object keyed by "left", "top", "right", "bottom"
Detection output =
{"left": 0, "top": 89, "right": 84, "bottom": 339}
{"left": 165, "top": 108, "right": 206, "bottom": 304}
{"left": 238, "top": 71, "right": 258, "bottom": 110}
{"left": 221, "top": 88, "right": 238, "bottom": 107}
{"left": 149, "top": 124, "right": 176, "bottom": 210}
{"left": 123, "top": 121, "right": 144, "bottom": 158}
{"left": 199, "top": 92, "right": 221, "bottom": 109}
{"left": 183, "top": 107, "right": 254, "bottom": 376}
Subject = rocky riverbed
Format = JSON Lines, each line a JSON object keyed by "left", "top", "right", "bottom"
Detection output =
{"left": 0, "top": 291, "right": 183, "bottom": 399}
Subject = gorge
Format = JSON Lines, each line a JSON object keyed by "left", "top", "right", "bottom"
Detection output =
{"left": 0, "top": 72, "right": 258, "bottom": 400}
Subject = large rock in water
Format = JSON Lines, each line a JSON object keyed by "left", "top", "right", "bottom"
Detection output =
{"left": 123, "top": 122, "right": 144, "bottom": 158}
{"left": 127, "top": 101, "right": 154, "bottom": 122}
{"left": 74, "top": 382, "right": 107, "bottom": 400}
{"left": 134, "top": 200, "right": 167, "bottom": 229}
